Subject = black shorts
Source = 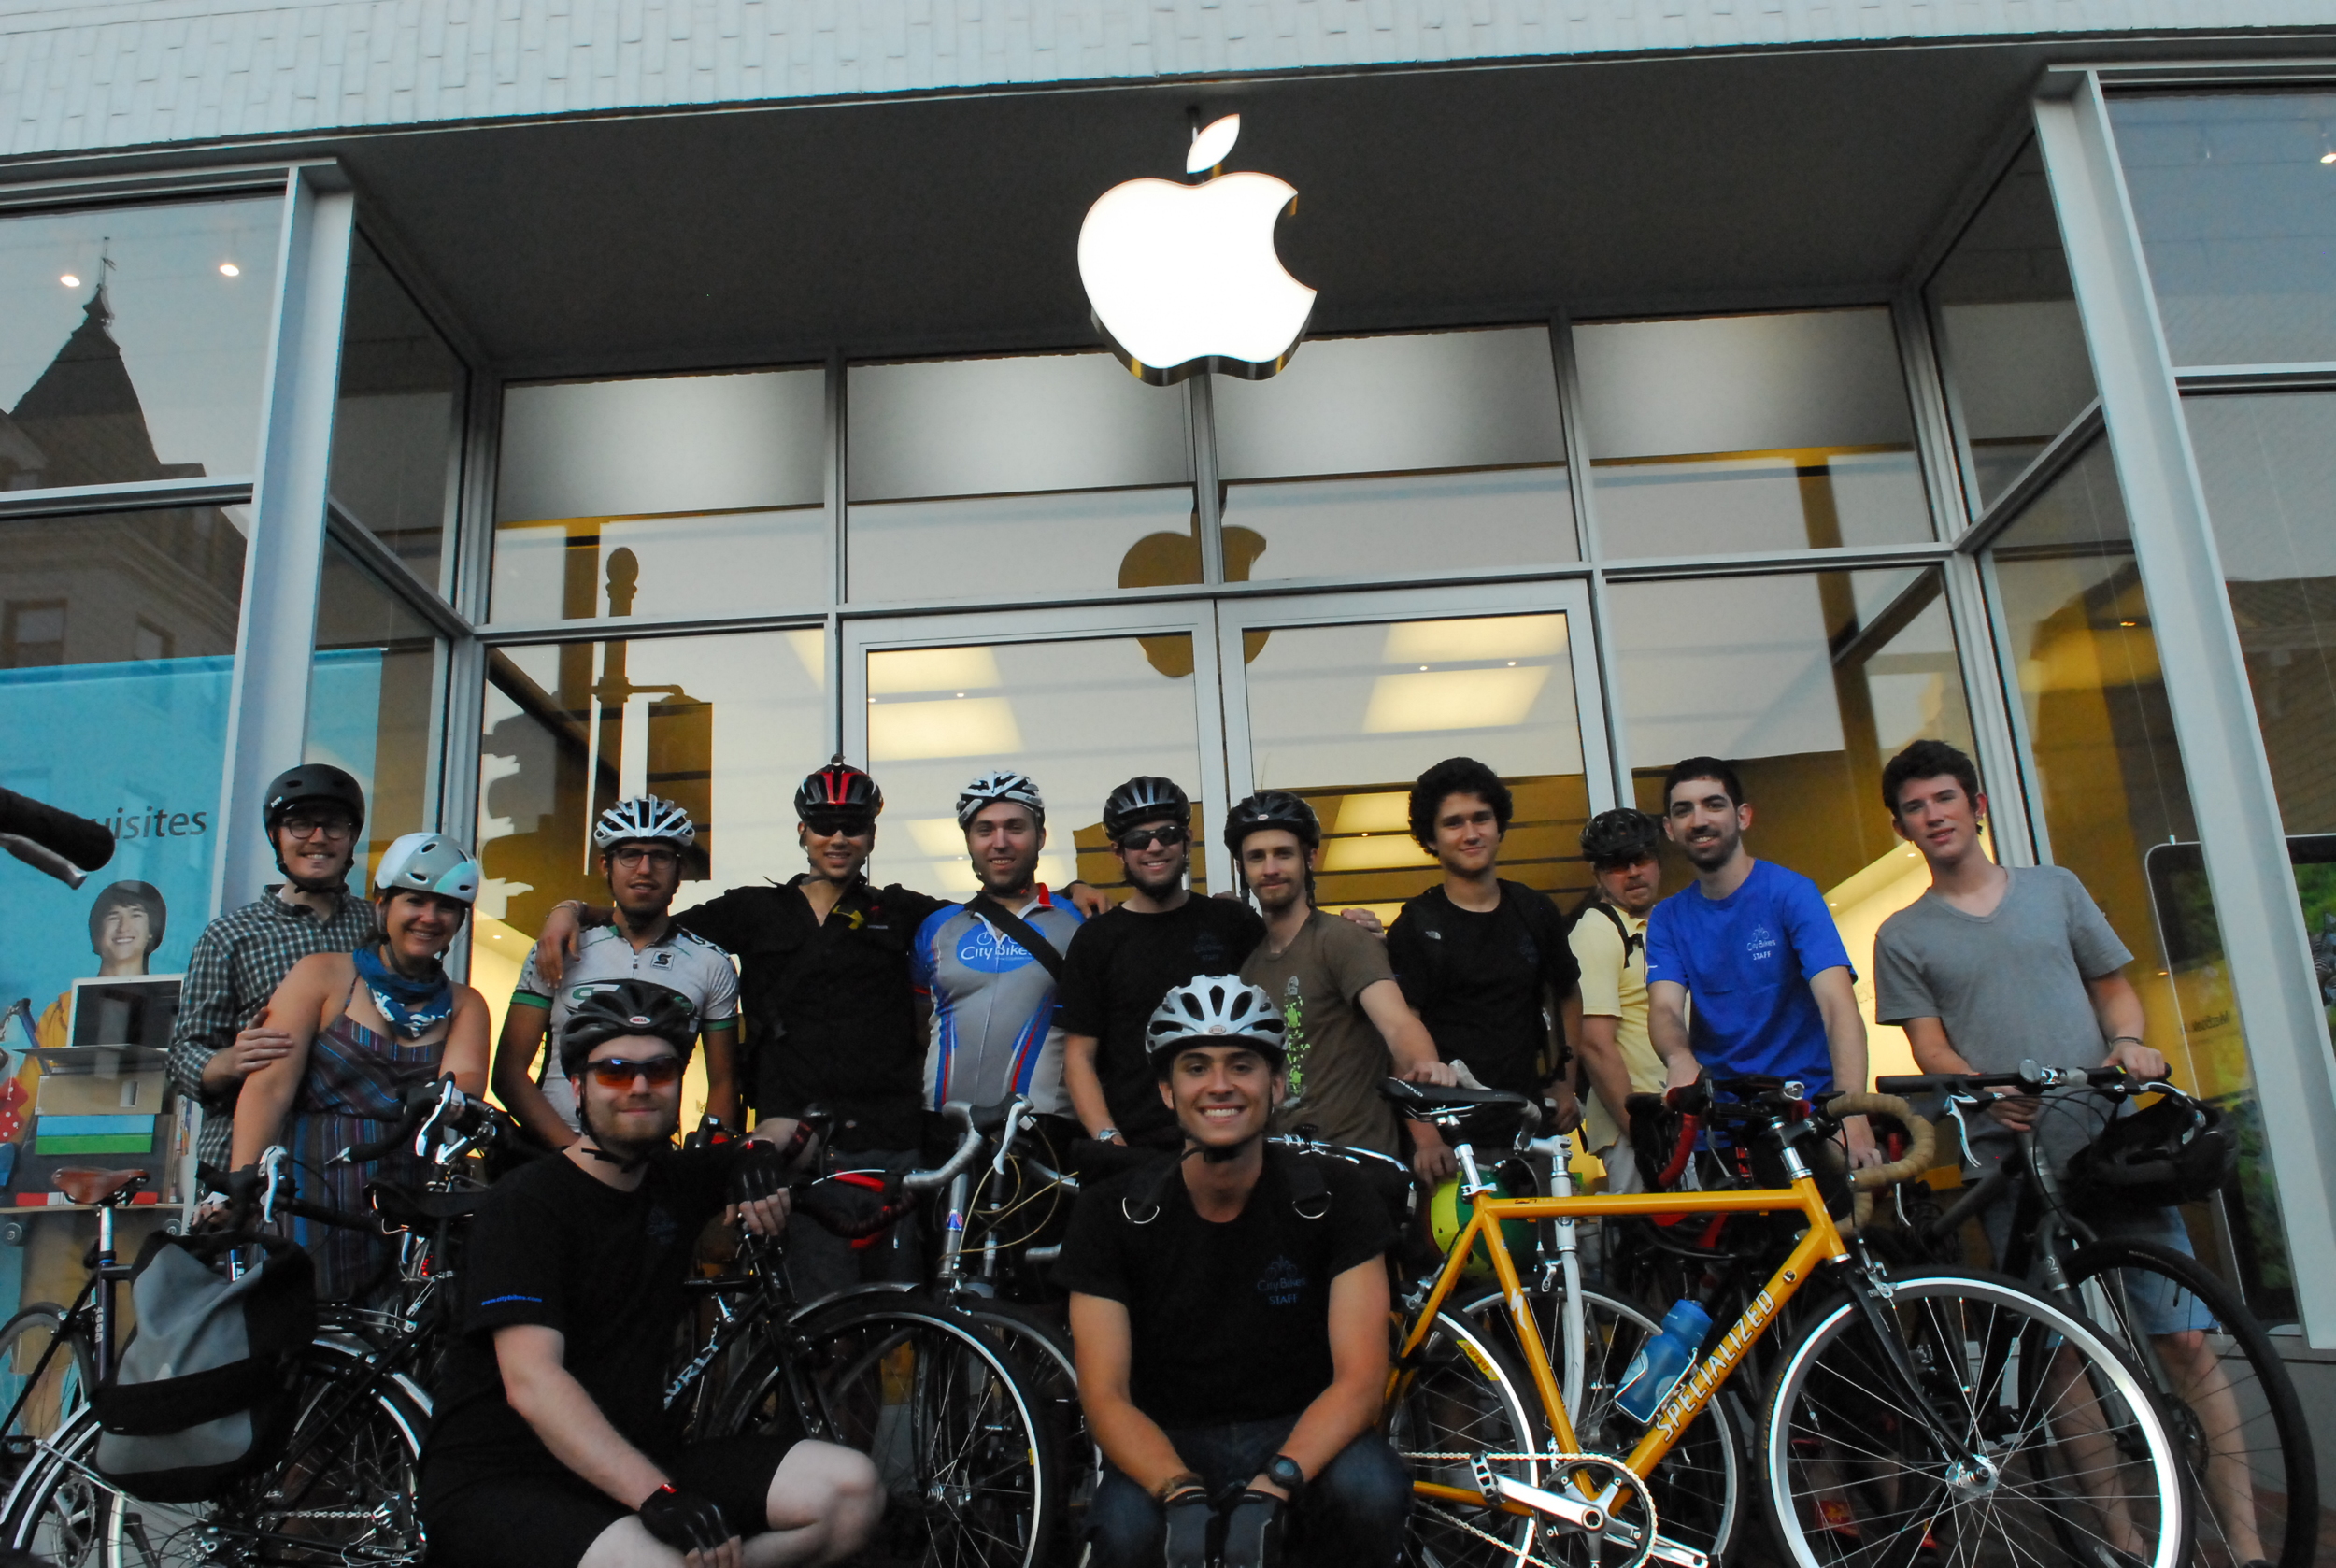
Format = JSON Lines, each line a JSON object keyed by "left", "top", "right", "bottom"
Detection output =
{"left": 420, "top": 1435, "right": 800, "bottom": 1568}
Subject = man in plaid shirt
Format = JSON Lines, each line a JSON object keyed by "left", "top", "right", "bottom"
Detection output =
{"left": 166, "top": 764, "right": 377, "bottom": 1176}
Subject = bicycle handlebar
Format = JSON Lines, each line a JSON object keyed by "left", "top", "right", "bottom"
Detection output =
{"left": 195, "top": 1162, "right": 377, "bottom": 1233}
{"left": 899, "top": 1102, "right": 989, "bottom": 1193}
{"left": 1876, "top": 1063, "right": 2177, "bottom": 1102}
{"left": 1823, "top": 1092, "right": 1938, "bottom": 1190}
{"left": 1643, "top": 1081, "right": 1938, "bottom": 1192}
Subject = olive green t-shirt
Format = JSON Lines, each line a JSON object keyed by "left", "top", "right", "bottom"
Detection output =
{"left": 1242, "top": 909, "right": 1401, "bottom": 1154}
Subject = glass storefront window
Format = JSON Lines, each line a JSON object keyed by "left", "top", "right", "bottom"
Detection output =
{"left": 330, "top": 236, "right": 465, "bottom": 592}
{"left": 847, "top": 352, "right": 1195, "bottom": 603}
{"left": 0, "top": 196, "right": 283, "bottom": 492}
{"left": 307, "top": 539, "right": 443, "bottom": 883}
{"left": 1213, "top": 329, "right": 1574, "bottom": 580}
{"left": 1926, "top": 140, "right": 2098, "bottom": 511}
{"left": 862, "top": 634, "right": 1213, "bottom": 896}
{"left": 1987, "top": 439, "right": 2291, "bottom": 1320}
{"left": 491, "top": 369, "right": 826, "bottom": 623}
{"left": 0, "top": 504, "right": 249, "bottom": 1044}
{"left": 2111, "top": 92, "right": 2336, "bottom": 369}
{"left": 1577, "top": 308, "right": 1932, "bottom": 557}
{"left": 1608, "top": 564, "right": 1976, "bottom": 1079}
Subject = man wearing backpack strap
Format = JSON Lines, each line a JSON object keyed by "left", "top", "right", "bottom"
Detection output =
{"left": 1570, "top": 809, "right": 1670, "bottom": 1194}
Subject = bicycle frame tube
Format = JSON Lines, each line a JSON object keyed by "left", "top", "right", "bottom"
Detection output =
{"left": 1396, "top": 1176, "right": 1846, "bottom": 1484}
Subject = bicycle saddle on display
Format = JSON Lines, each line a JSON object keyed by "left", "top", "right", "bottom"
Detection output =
{"left": 53, "top": 1168, "right": 148, "bottom": 1206}
{"left": 367, "top": 1180, "right": 488, "bottom": 1230}
{"left": 1377, "top": 1078, "right": 1535, "bottom": 1124}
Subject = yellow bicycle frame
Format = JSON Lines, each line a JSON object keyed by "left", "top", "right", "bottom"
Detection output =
{"left": 1394, "top": 1176, "right": 1850, "bottom": 1516}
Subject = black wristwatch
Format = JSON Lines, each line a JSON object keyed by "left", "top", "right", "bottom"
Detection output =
{"left": 1265, "top": 1454, "right": 1306, "bottom": 1498}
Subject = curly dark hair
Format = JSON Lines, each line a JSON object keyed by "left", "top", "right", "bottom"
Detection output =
{"left": 1660, "top": 756, "right": 1745, "bottom": 811}
{"left": 1407, "top": 758, "right": 1513, "bottom": 851}
{"left": 1882, "top": 738, "right": 1981, "bottom": 816}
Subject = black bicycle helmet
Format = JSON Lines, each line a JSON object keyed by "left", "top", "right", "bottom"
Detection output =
{"left": 1222, "top": 791, "right": 1320, "bottom": 857}
{"left": 1103, "top": 776, "right": 1190, "bottom": 840}
{"left": 558, "top": 979, "right": 702, "bottom": 1078}
{"left": 263, "top": 763, "right": 366, "bottom": 834}
{"left": 1580, "top": 808, "right": 1662, "bottom": 867}
{"left": 1145, "top": 975, "right": 1287, "bottom": 1075}
{"left": 795, "top": 756, "right": 883, "bottom": 822}
{"left": 2062, "top": 1094, "right": 2234, "bottom": 1211}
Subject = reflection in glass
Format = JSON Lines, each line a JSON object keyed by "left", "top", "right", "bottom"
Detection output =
{"left": 1578, "top": 309, "right": 1931, "bottom": 556}
{"left": 1237, "top": 613, "right": 1587, "bottom": 919}
{"left": 491, "top": 369, "right": 826, "bottom": 622}
{"left": 330, "top": 236, "right": 465, "bottom": 590}
{"left": 864, "top": 636, "right": 1208, "bottom": 897}
{"left": 847, "top": 353, "right": 1194, "bottom": 602}
{"left": 1989, "top": 439, "right": 2289, "bottom": 1319}
{"left": 308, "top": 539, "right": 443, "bottom": 883}
{"left": 1215, "top": 329, "right": 1573, "bottom": 578}
{"left": 2111, "top": 93, "right": 2336, "bottom": 368}
{"left": 1926, "top": 140, "right": 2097, "bottom": 510}
{"left": 0, "top": 506, "right": 249, "bottom": 1013}
{"left": 0, "top": 196, "right": 281, "bottom": 493}
{"left": 2185, "top": 393, "right": 2336, "bottom": 836}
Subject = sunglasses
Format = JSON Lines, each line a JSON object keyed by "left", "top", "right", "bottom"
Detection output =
{"left": 588, "top": 1056, "right": 685, "bottom": 1089}
{"left": 802, "top": 813, "right": 875, "bottom": 838}
{"left": 1117, "top": 825, "right": 1189, "bottom": 851}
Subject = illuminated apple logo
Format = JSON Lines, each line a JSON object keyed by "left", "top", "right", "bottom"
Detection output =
{"left": 1078, "top": 115, "right": 1318, "bottom": 385}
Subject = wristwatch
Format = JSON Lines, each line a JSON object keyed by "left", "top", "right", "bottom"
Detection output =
{"left": 1094, "top": 1127, "right": 1120, "bottom": 1143}
{"left": 1265, "top": 1454, "right": 1306, "bottom": 1498}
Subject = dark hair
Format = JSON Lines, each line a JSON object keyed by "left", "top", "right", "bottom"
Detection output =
{"left": 1408, "top": 758, "right": 1513, "bottom": 850}
{"left": 1660, "top": 756, "right": 1745, "bottom": 811}
{"left": 87, "top": 880, "right": 166, "bottom": 957}
{"left": 1882, "top": 739, "right": 1981, "bottom": 816}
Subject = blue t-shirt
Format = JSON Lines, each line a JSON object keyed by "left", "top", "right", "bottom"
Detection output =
{"left": 1643, "top": 859, "right": 1853, "bottom": 1092}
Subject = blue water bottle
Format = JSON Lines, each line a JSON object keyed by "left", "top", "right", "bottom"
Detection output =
{"left": 1614, "top": 1298, "right": 1714, "bottom": 1424}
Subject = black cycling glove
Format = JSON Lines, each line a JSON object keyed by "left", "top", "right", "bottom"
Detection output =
{"left": 638, "top": 1485, "right": 732, "bottom": 1555}
{"left": 728, "top": 1141, "right": 789, "bottom": 1206}
{"left": 1161, "top": 1486, "right": 1214, "bottom": 1568}
{"left": 1218, "top": 1489, "right": 1287, "bottom": 1568}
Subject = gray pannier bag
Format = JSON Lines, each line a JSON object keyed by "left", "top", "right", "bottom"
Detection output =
{"left": 93, "top": 1233, "right": 317, "bottom": 1501}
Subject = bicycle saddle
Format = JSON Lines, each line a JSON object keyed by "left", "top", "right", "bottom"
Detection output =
{"left": 367, "top": 1179, "right": 488, "bottom": 1229}
{"left": 1377, "top": 1078, "right": 1534, "bottom": 1121}
{"left": 53, "top": 1168, "right": 147, "bottom": 1205}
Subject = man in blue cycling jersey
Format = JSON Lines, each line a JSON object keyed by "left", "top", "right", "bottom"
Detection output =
{"left": 910, "top": 771, "right": 1084, "bottom": 1127}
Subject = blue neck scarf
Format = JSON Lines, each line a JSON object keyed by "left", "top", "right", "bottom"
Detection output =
{"left": 353, "top": 945, "right": 454, "bottom": 1040}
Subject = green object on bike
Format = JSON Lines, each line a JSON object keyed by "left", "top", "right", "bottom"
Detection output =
{"left": 1429, "top": 1172, "right": 1532, "bottom": 1278}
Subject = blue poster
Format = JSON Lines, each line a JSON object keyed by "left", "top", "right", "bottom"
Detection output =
{"left": 0, "top": 655, "right": 233, "bottom": 1041}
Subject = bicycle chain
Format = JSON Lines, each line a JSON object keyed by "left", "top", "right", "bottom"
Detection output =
{"left": 1409, "top": 1451, "right": 1659, "bottom": 1568}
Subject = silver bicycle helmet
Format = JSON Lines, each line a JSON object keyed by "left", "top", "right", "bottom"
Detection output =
{"left": 375, "top": 832, "right": 481, "bottom": 905}
{"left": 1146, "top": 975, "right": 1287, "bottom": 1072}
{"left": 593, "top": 794, "right": 697, "bottom": 850}
{"left": 955, "top": 770, "right": 1046, "bottom": 828}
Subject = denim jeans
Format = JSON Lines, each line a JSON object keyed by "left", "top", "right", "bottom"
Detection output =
{"left": 1087, "top": 1416, "right": 1410, "bottom": 1568}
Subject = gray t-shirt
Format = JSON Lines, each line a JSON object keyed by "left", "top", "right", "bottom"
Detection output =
{"left": 1873, "top": 864, "right": 2133, "bottom": 1173}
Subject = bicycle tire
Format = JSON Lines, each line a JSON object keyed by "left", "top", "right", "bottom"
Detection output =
{"left": 1761, "top": 1266, "right": 2189, "bottom": 1568}
{"left": 2064, "top": 1238, "right": 2315, "bottom": 1568}
{"left": 715, "top": 1296, "right": 1059, "bottom": 1568}
{"left": 950, "top": 1297, "right": 1096, "bottom": 1566}
{"left": 0, "top": 1304, "right": 93, "bottom": 1496}
{"left": 1459, "top": 1282, "right": 1743, "bottom": 1566}
{"left": 1386, "top": 1309, "right": 1542, "bottom": 1568}
{"left": 4, "top": 1340, "right": 428, "bottom": 1568}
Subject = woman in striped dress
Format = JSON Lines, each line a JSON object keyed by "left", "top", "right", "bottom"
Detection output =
{"left": 232, "top": 833, "right": 491, "bottom": 1302}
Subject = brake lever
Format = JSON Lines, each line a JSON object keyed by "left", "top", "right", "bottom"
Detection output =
{"left": 991, "top": 1095, "right": 1033, "bottom": 1178}
{"left": 259, "top": 1146, "right": 290, "bottom": 1227}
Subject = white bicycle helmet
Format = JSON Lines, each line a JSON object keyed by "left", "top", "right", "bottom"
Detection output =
{"left": 955, "top": 770, "right": 1046, "bottom": 828}
{"left": 375, "top": 832, "right": 481, "bottom": 905}
{"left": 593, "top": 794, "right": 697, "bottom": 850}
{"left": 1146, "top": 975, "right": 1287, "bottom": 1071}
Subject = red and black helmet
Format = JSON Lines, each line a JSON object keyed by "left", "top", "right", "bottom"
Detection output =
{"left": 795, "top": 756, "right": 883, "bottom": 823}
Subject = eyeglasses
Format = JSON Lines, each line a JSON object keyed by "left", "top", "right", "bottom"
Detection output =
{"left": 609, "top": 846, "right": 681, "bottom": 869}
{"left": 588, "top": 1056, "right": 685, "bottom": 1089}
{"left": 802, "top": 813, "right": 874, "bottom": 839}
{"left": 1117, "top": 825, "right": 1189, "bottom": 851}
{"left": 281, "top": 816, "right": 356, "bottom": 842}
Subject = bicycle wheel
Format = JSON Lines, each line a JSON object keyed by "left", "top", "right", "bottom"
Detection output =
{"left": 1460, "top": 1282, "right": 1744, "bottom": 1565}
{"left": 1386, "top": 1310, "right": 1541, "bottom": 1568}
{"left": 1761, "top": 1266, "right": 2188, "bottom": 1568}
{"left": 2066, "top": 1238, "right": 2315, "bottom": 1568}
{"left": 719, "top": 1297, "right": 1058, "bottom": 1568}
{"left": 4, "top": 1341, "right": 427, "bottom": 1568}
{"left": 952, "top": 1297, "right": 1096, "bottom": 1566}
{"left": 0, "top": 1305, "right": 92, "bottom": 1493}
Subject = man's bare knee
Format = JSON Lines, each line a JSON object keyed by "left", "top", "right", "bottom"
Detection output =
{"left": 765, "top": 1441, "right": 883, "bottom": 1558}
{"left": 578, "top": 1515, "right": 688, "bottom": 1568}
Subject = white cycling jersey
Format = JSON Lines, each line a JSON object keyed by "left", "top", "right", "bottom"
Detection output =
{"left": 513, "top": 922, "right": 739, "bottom": 1128}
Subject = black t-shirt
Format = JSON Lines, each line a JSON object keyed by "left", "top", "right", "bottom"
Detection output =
{"left": 1386, "top": 880, "right": 1579, "bottom": 1097}
{"left": 1056, "top": 897, "right": 1264, "bottom": 1146}
{"left": 678, "top": 876, "right": 947, "bottom": 1149}
{"left": 1050, "top": 1151, "right": 1392, "bottom": 1428}
{"left": 420, "top": 1147, "right": 734, "bottom": 1493}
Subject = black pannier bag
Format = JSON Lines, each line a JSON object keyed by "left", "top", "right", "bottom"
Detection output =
{"left": 92, "top": 1233, "right": 317, "bottom": 1501}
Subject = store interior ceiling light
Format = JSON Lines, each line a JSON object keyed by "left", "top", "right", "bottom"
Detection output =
{"left": 869, "top": 696, "right": 1021, "bottom": 759}
{"left": 1383, "top": 614, "right": 1568, "bottom": 666}
{"left": 58, "top": 274, "right": 78, "bottom": 287}
{"left": 868, "top": 645, "right": 1003, "bottom": 695}
{"left": 907, "top": 818, "right": 970, "bottom": 856}
{"left": 1332, "top": 791, "right": 1413, "bottom": 834}
{"left": 219, "top": 263, "right": 240, "bottom": 277}
{"left": 1364, "top": 666, "right": 1547, "bottom": 733}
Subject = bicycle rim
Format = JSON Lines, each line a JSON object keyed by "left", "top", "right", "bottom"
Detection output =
{"left": 0, "top": 1305, "right": 91, "bottom": 1502}
{"left": 1761, "top": 1267, "right": 2189, "bottom": 1568}
{"left": 2066, "top": 1239, "right": 2315, "bottom": 1568}
{"left": 1388, "top": 1310, "right": 1541, "bottom": 1568}
{"left": 954, "top": 1300, "right": 1096, "bottom": 1567}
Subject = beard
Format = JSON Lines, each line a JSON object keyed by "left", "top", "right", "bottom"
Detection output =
{"left": 580, "top": 1094, "right": 679, "bottom": 1162}
{"left": 1126, "top": 853, "right": 1187, "bottom": 899}
{"left": 1680, "top": 828, "right": 1738, "bottom": 870}
{"left": 976, "top": 851, "right": 1041, "bottom": 897}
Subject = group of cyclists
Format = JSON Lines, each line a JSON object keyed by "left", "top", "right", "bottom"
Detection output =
{"left": 153, "top": 728, "right": 2242, "bottom": 1568}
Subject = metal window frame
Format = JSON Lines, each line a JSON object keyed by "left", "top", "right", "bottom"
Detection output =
{"left": 2036, "top": 65, "right": 2336, "bottom": 1347}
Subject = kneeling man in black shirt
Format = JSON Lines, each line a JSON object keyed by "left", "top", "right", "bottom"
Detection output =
{"left": 1055, "top": 976, "right": 1410, "bottom": 1568}
{"left": 420, "top": 981, "right": 881, "bottom": 1568}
